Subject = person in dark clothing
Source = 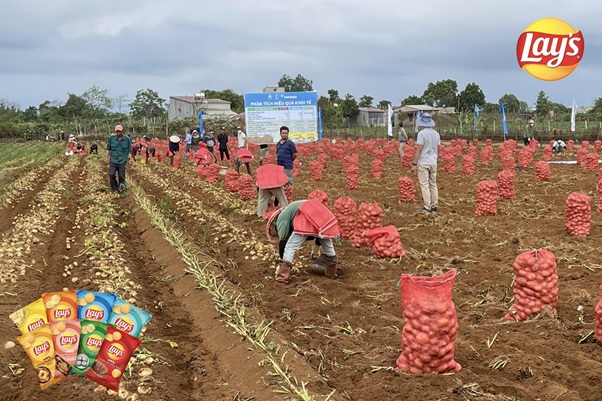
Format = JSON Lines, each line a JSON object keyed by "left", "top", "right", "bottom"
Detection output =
{"left": 89, "top": 143, "right": 98, "bottom": 154}
{"left": 217, "top": 127, "right": 230, "bottom": 161}
{"left": 168, "top": 134, "right": 180, "bottom": 166}
{"left": 191, "top": 131, "right": 202, "bottom": 152}
{"left": 203, "top": 131, "right": 216, "bottom": 155}
{"left": 131, "top": 141, "right": 141, "bottom": 161}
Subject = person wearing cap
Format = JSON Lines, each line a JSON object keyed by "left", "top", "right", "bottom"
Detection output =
{"left": 191, "top": 130, "right": 201, "bottom": 152}
{"left": 256, "top": 164, "right": 289, "bottom": 217}
{"left": 276, "top": 126, "right": 297, "bottom": 178}
{"left": 203, "top": 130, "right": 216, "bottom": 155}
{"left": 185, "top": 130, "right": 193, "bottom": 154}
{"left": 217, "top": 127, "right": 230, "bottom": 161}
{"left": 106, "top": 124, "right": 133, "bottom": 193}
{"left": 168, "top": 133, "right": 180, "bottom": 166}
{"left": 266, "top": 199, "right": 340, "bottom": 284}
{"left": 237, "top": 126, "right": 247, "bottom": 149}
{"left": 411, "top": 113, "right": 440, "bottom": 213}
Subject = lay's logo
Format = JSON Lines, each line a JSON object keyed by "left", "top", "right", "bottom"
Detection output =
{"left": 27, "top": 318, "right": 45, "bottom": 332}
{"left": 53, "top": 309, "right": 72, "bottom": 319}
{"left": 86, "top": 337, "right": 103, "bottom": 349}
{"left": 108, "top": 344, "right": 125, "bottom": 358}
{"left": 60, "top": 334, "right": 78, "bottom": 346}
{"left": 85, "top": 308, "right": 105, "bottom": 321}
{"left": 114, "top": 318, "right": 134, "bottom": 333}
{"left": 516, "top": 18, "right": 584, "bottom": 81}
{"left": 33, "top": 341, "right": 50, "bottom": 356}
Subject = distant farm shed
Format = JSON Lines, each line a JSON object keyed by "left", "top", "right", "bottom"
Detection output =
{"left": 168, "top": 96, "right": 238, "bottom": 122}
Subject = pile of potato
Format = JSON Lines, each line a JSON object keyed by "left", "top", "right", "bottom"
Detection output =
{"left": 397, "top": 177, "right": 416, "bottom": 203}
{"left": 474, "top": 180, "right": 497, "bottom": 217}
{"left": 565, "top": 192, "right": 591, "bottom": 237}
{"left": 497, "top": 170, "right": 516, "bottom": 199}
{"left": 535, "top": 161, "right": 551, "bottom": 181}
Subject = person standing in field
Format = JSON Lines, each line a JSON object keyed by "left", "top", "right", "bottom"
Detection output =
{"left": 411, "top": 113, "right": 440, "bottom": 213}
{"left": 185, "top": 130, "right": 192, "bottom": 154}
{"left": 255, "top": 164, "right": 289, "bottom": 217}
{"left": 526, "top": 116, "right": 535, "bottom": 145}
{"left": 106, "top": 124, "right": 132, "bottom": 193}
{"left": 203, "top": 130, "right": 216, "bottom": 155}
{"left": 398, "top": 122, "right": 408, "bottom": 159}
{"left": 259, "top": 144, "right": 269, "bottom": 165}
{"left": 276, "top": 126, "right": 297, "bottom": 178}
{"left": 217, "top": 127, "right": 230, "bottom": 162}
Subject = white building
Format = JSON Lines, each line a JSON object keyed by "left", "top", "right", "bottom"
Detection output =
{"left": 167, "top": 96, "right": 238, "bottom": 121}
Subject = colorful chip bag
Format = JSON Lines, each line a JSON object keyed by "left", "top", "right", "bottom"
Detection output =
{"left": 42, "top": 291, "right": 78, "bottom": 322}
{"left": 70, "top": 320, "right": 107, "bottom": 377}
{"left": 49, "top": 320, "right": 81, "bottom": 378}
{"left": 76, "top": 290, "right": 116, "bottom": 323}
{"left": 10, "top": 298, "right": 48, "bottom": 335}
{"left": 85, "top": 326, "right": 141, "bottom": 391}
{"left": 107, "top": 298, "right": 152, "bottom": 338}
{"left": 17, "top": 324, "right": 61, "bottom": 390}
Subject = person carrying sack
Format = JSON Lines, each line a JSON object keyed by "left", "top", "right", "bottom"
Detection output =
{"left": 255, "top": 164, "right": 289, "bottom": 217}
{"left": 266, "top": 199, "right": 341, "bottom": 284}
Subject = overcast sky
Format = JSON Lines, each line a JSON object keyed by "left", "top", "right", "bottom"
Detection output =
{"left": 0, "top": 0, "right": 598, "bottom": 110}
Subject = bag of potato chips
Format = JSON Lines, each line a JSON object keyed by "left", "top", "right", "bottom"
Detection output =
{"left": 85, "top": 326, "right": 141, "bottom": 391}
{"left": 42, "top": 291, "right": 78, "bottom": 323}
{"left": 76, "top": 291, "right": 116, "bottom": 323}
{"left": 107, "top": 298, "right": 152, "bottom": 338}
{"left": 17, "top": 325, "right": 61, "bottom": 390}
{"left": 50, "top": 320, "right": 81, "bottom": 378}
{"left": 10, "top": 298, "right": 48, "bottom": 335}
{"left": 70, "top": 320, "right": 107, "bottom": 377}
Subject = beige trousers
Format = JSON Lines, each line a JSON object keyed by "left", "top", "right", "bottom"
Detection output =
{"left": 399, "top": 142, "right": 406, "bottom": 159}
{"left": 417, "top": 164, "right": 438, "bottom": 210}
{"left": 257, "top": 187, "right": 288, "bottom": 216}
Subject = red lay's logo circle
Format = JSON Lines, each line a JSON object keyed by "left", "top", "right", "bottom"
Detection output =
{"left": 107, "top": 343, "right": 126, "bottom": 361}
{"left": 60, "top": 333, "right": 78, "bottom": 348}
{"left": 516, "top": 18, "right": 584, "bottom": 81}
{"left": 84, "top": 306, "right": 105, "bottom": 321}
{"left": 114, "top": 317, "right": 134, "bottom": 333}
{"left": 86, "top": 335, "right": 104, "bottom": 350}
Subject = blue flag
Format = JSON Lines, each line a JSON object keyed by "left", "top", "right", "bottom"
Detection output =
{"left": 499, "top": 104, "right": 508, "bottom": 136}
{"left": 474, "top": 104, "right": 480, "bottom": 131}
{"left": 318, "top": 107, "right": 323, "bottom": 140}
{"left": 197, "top": 111, "right": 204, "bottom": 139}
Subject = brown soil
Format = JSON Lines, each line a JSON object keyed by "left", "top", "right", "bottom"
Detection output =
{"left": 2, "top": 145, "right": 602, "bottom": 401}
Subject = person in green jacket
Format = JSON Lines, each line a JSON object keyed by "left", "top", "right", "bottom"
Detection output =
{"left": 106, "top": 124, "right": 132, "bottom": 193}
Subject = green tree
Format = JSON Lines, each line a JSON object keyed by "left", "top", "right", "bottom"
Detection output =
{"left": 82, "top": 85, "right": 113, "bottom": 111}
{"left": 458, "top": 83, "right": 486, "bottom": 112}
{"left": 400, "top": 95, "right": 423, "bottom": 106}
{"left": 534, "top": 91, "right": 551, "bottom": 116}
{"left": 358, "top": 95, "right": 374, "bottom": 108}
{"left": 113, "top": 94, "right": 130, "bottom": 114}
{"left": 58, "top": 93, "right": 89, "bottom": 118}
{"left": 422, "top": 79, "right": 458, "bottom": 108}
{"left": 327, "top": 89, "right": 340, "bottom": 103}
{"left": 129, "top": 89, "right": 166, "bottom": 121}
{"left": 340, "top": 94, "right": 359, "bottom": 119}
{"left": 377, "top": 100, "right": 391, "bottom": 109}
{"left": 202, "top": 89, "right": 243, "bottom": 113}
{"left": 498, "top": 94, "right": 522, "bottom": 113}
{"left": 22, "top": 106, "right": 38, "bottom": 121}
{"left": 277, "top": 74, "right": 313, "bottom": 92}
{"left": 590, "top": 98, "right": 602, "bottom": 114}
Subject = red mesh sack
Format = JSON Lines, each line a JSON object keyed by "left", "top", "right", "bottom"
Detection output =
{"left": 498, "top": 170, "right": 516, "bottom": 199}
{"left": 309, "top": 160, "right": 324, "bottom": 181}
{"left": 396, "top": 270, "right": 461, "bottom": 374}
{"left": 352, "top": 203, "right": 383, "bottom": 247}
{"left": 517, "top": 147, "right": 534, "bottom": 168}
{"left": 501, "top": 155, "right": 515, "bottom": 171}
{"left": 308, "top": 190, "right": 328, "bottom": 206}
{"left": 293, "top": 199, "right": 340, "bottom": 238}
{"left": 461, "top": 155, "right": 475, "bottom": 175}
{"left": 207, "top": 163, "right": 221, "bottom": 183}
{"left": 474, "top": 180, "right": 497, "bottom": 216}
{"left": 398, "top": 177, "right": 416, "bottom": 203}
{"left": 263, "top": 153, "right": 275, "bottom": 165}
{"left": 586, "top": 153, "right": 599, "bottom": 171}
{"left": 157, "top": 152, "right": 165, "bottom": 163}
{"left": 194, "top": 148, "right": 212, "bottom": 166}
{"left": 565, "top": 192, "right": 591, "bottom": 237}
{"left": 582, "top": 140, "right": 591, "bottom": 150}
{"left": 595, "top": 140, "right": 602, "bottom": 152}
{"left": 597, "top": 179, "right": 602, "bottom": 212}
{"left": 576, "top": 147, "right": 588, "bottom": 165}
{"left": 542, "top": 146, "right": 553, "bottom": 161}
{"left": 345, "top": 164, "right": 360, "bottom": 190}
{"left": 401, "top": 146, "right": 416, "bottom": 169}
{"left": 442, "top": 153, "right": 455, "bottom": 173}
{"left": 504, "top": 249, "right": 558, "bottom": 322}
{"left": 284, "top": 184, "right": 294, "bottom": 203}
{"left": 225, "top": 170, "right": 240, "bottom": 192}
{"left": 365, "top": 226, "right": 406, "bottom": 258}
{"left": 595, "top": 283, "right": 602, "bottom": 344}
{"left": 197, "top": 164, "right": 208, "bottom": 179}
{"left": 333, "top": 197, "right": 357, "bottom": 240}
{"left": 293, "top": 159, "right": 301, "bottom": 177}
{"left": 370, "top": 159, "right": 384, "bottom": 178}
{"left": 567, "top": 140, "right": 575, "bottom": 151}
{"left": 535, "top": 161, "right": 551, "bottom": 181}
{"left": 238, "top": 175, "right": 256, "bottom": 200}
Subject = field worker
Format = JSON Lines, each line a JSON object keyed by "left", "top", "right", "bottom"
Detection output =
{"left": 237, "top": 126, "right": 247, "bottom": 149}
{"left": 398, "top": 122, "right": 408, "bottom": 158}
{"left": 168, "top": 134, "right": 180, "bottom": 166}
{"left": 411, "top": 113, "right": 440, "bottom": 213}
{"left": 131, "top": 140, "right": 141, "bottom": 161}
{"left": 259, "top": 144, "right": 269, "bottom": 165}
{"left": 185, "top": 130, "right": 192, "bottom": 153}
{"left": 89, "top": 142, "right": 98, "bottom": 154}
{"left": 526, "top": 116, "right": 535, "bottom": 145}
{"left": 106, "top": 124, "right": 132, "bottom": 193}
{"left": 276, "top": 126, "right": 298, "bottom": 178}
{"left": 191, "top": 130, "right": 201, "bottom": 152}
{"left": 203, "top": 130, "right": 216, "bottom": 155}
{"left": 217, "top": 127, "right": 230, "bottom": 161}
{"left": 256, "top": 164, "right": 289, "bottom": 217}
{"left": 266, "top": 199, "right": 341, "bottom": 284}
{"left": 236, "top": 148, "right": 253, "bottom": 175}
{"left": 553, "top": 138, "right": 566, "bottom": 153}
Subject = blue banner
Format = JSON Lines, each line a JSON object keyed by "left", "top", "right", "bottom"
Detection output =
{"left": 474, "top": 104, "right": 479, "bottom": 131}
{"left": 198, "top": 111, "right": 204, "bottom": 139}
{"left": 499, "top": 104, "right": 508, "bottom": 136}
{"left": 318, "top": 107, "right": 323, "bottom": 139}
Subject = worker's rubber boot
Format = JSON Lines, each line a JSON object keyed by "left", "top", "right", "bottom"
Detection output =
{"left": 275, "top": 261, "right": 292, "bottom": 284}
{"left": 309, "top": 255, "right": 340, "bottom": 278}
{"left": 324, "top": 255, "right": 339, "bottom": 279}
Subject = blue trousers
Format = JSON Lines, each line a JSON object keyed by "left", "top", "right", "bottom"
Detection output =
{"left": 109, "top": 163, "right": 126, "bottom": 192}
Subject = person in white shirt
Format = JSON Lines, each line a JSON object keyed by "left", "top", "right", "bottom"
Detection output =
{"left": 411, "top": 113, "right": 441, "bottom": 213}
{"left": 237, "top": 126, "right": 247, "bottom": 149}
{"left": 553, "top": 138, "right": 566, "bottom": 153}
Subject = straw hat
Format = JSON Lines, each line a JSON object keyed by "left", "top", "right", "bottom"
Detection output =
{"left": 169, "top": 135, "right": 180, "bottom": 144}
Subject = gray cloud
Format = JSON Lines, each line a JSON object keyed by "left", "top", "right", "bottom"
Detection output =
{"left": 0, "top": 0, "right": 599, "bottom": 109}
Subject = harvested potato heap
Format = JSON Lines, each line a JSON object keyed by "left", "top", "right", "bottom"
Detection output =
{"left": 542, "top": 145, "right": 553, "bottom": 161}
{"left": 567, "top": 140, "right": 575, "bottom": 151}
{"left": 309, "top": 160, "right": 324, "bottom": 181}
{"left": 597, "top": 178, "right": 602, "bottom": 213}
{"left": 196, "top": 164, "right": 208, "bottom": 179}
{"left": 586, "top": 153, "right": 599, "bottom": 171}
{"left": 479, "top": 144, "right": 494, "bottom": 164}
{"left": 365, "top": 225, "right": 406, "bottom": 258}
{"left": 284, "top": 184, "right": 294, "bottom": 203}
{"left": 442, "top": 152, "right": 456, "bottom": 173}
{"left": 344, "top": 163, "right": 360, "bottom": 190}
{"left": 576, "top": 147, "right": 588, "bottom": 166}
{"left": 237, "top": 175, "right": 256, "bottom": 200}
{"left": 370, "top": 159, "right": 384, "bottom": 178}
{"left": 517, "top": 147, "right": 534, "bottom": 168}
{"left": 401, "top": 145, "right": 416, "bottom": 169}
{"left": 262, "top": 153, "right": 275, "bottom": 165}
{"left": 207, "top": 163, "right": 221, "bottom": 183}
{"left": 504, "top": 249, "right": 558, "bottom": 322}
{"left": 307, "top": 190, "right": 328, "bottom": 206}
{"left": 397, "top": 177, "right": 416, "bottom": 203}
{"left": 396, "top": 270, "right": 461, "bottom": 374}
{"left": 224, "top": 169, "right": 239, "bottom": 192}
{"left": 565, "top": 192, "right": 591, "bottom": 237}
{"left": 474, "top": 180, "right": 498, "bottom": 217}
{"left": 595, "top": 140, "right": 602, "bottom": 152}
{"left": 595, "top": 284, "right": 602, "bottom": 344}
{"left": 535, "top": 161, "right": 551, "bottom": 181}
{"left": 497, "top": 170, "right": 516, "bottom": 199}
{"left": 352, "top": 203, "right": 383, "bottom": 247}
{"left": 462, "top": 154, "right": 475, "bottom": 175}
{"left": 333, "top": 197, "right": 357, "bottom": 240}
{"left": 293, "top": 159, "right": 301, "bottom": 177}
